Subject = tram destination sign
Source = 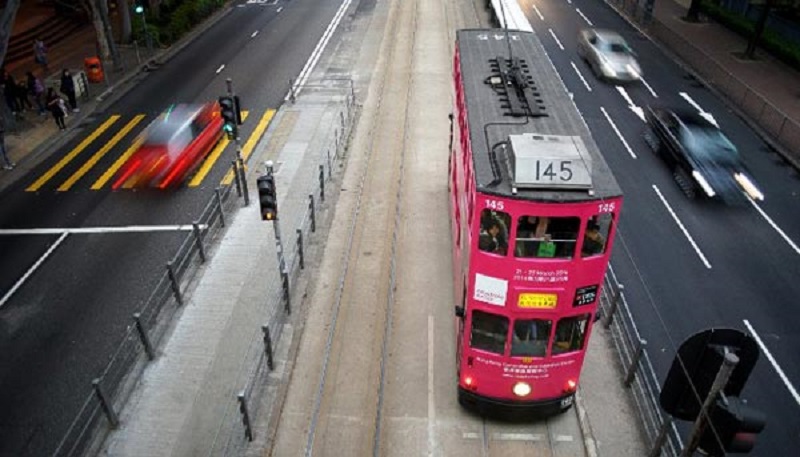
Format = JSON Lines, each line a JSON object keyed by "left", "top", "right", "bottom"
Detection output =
{"left": 574, "top": 284, "right": 599, "bottom": 307}
{"left": 507, "top": 133, "right": 593, "bottom": 190}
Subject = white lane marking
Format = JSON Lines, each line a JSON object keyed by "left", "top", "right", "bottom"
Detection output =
{"left": 600, "top": 107, "right": 637, "bottom": 159}
{"left": 237, "top": 4, "right": 246, "bottom": 7}
{"left": 746, "top": 198, "right": 800, "bottom": 254}
{"left": 251, "top": 30, "right": 259, "bottom": 38}
{"left": 532, "top": 5, "right": 545, "bottom": 21}
{"left": 576, "top": 8, "right": 593, "bottom": 26}
{"left": 463, "top": 432, "right": 480, "bottom": 439}
{"left": 743, "top": 319, "right": 800, "bottom": 407}
{"left": 615, "top": 86, "right": 645, "bottom": 122}
{"left": 549, "top": 29, "right": 564, "bottom": 51}
{"left": 428, "top": 315, "right": 436, "bottom": 456}
{"left": 555, "top": 435, "right": 575, "bottom": 442}
{"left": 494, "top": 433, "right": 544, "bottom": 441}
{"left": 571, "top": 61, "right": 592, "bottom": 92}
{"left": 640, "top": 76, "right": 658, "bottom": 98}
{"left": 215, "top": 64, "right": 225, "bottom": 74}
{"left": 652, "top": 185, "right": 712, "bottom": 268}
{"left": 0, "top": 232, "right": 68, "bottom": 309}
{"left": 679, "top": 92, "right": 718, "bottom": 127}
{"left": 0, "top": 225, "right": 207, "bottom": 235}
{"left": 277, "top": 6, "right": 282, "bottom": 13}
{"left": 287, "top": 0, "right": 353, "bottom": 100}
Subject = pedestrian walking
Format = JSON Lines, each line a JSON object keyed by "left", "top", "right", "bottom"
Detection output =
{"left": 46, "top": 88, "right": 67, "bottom": 130}
{"left": 33, "top": 39, "right": 49, "bottom": 74}
{"left": 15, "top": 75, "right": 33, "bottom": 112}
{"left": 59, "top": 69, "right": 79, "bottom": 112}
{"left": 3, "top": 72, "right": 22, "bottom": 115}
{"left": 0, "top": 113, "right": 14, "bottom": 170}
{"left": 26, "top": 72, "right": 47, "bottom": 115}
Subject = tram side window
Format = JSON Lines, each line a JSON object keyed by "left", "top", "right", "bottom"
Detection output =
{"left": 470, "top": 310, "right": 508, "bottom": 355}
{"left": 515, "top": 216, "right": 580, "bottom": 259}
{"left": 552, "top": 314, "right": 590, "bottom": 355}
{"left": 510, "top": 319, "right": 552, "bottom": 357}
{"left": 478, "top": 209, "right": 510, "bottom": 256}
{"left": 581, "top": 213, "right": 613, "bottom": 257}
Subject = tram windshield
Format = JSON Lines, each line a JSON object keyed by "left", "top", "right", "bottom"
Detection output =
{"left": 510, "top": 319, "right": 552, "bottom": 357}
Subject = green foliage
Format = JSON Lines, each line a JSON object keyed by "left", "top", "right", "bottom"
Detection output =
{"left": 133, "top": 0, "right": 225, "bottom": 45}
{"left": 699, "top": 0, "right": 800, "bottom": 69}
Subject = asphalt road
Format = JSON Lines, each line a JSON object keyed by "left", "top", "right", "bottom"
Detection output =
{"left": 518, "top": 0, "right": 800, "bottom": 454}
{"left": 0, "top": 0, "right": 344, "bottom": 455}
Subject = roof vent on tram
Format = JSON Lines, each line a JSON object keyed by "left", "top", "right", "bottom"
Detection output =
{"left": 505, "top": 133, "right": 594, "bottom": 190}
{"left": 486, "top": 56, "right": 547, "bottom": 118}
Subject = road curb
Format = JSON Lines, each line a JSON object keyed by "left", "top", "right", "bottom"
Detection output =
{"left": 575, "top": 389, "right": 600, "bottom": 457}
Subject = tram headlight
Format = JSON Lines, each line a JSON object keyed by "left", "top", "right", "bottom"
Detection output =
{"left": 692, "top": 170, "right": 716, "bottom": 198}
{"left": 512, "top": 382, "right": 532, "bottom": 397}
{"left": 733, "top": 172, "right": 764, "bottom": 201}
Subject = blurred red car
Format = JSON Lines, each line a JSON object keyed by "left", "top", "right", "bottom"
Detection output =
{"left": 113, "top": 102, "right": 223, "bottom": 189}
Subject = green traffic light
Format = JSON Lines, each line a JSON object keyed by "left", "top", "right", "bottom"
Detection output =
{"left": 135, "top": 6, "right": 144, "bottom": 14}
{"left": 223, "top": 124, "right": 233, "bottom": 132}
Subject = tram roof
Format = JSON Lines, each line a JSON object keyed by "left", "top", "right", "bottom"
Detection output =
{"left": 456, "top": 29, "right": 622, "bottom": 202}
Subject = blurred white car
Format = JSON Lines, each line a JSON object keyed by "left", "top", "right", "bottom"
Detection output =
{"left": 577, "top": 28, "right": 641, "bottom": 83}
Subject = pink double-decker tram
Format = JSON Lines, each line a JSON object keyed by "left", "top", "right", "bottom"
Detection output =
{"left": 449, "top": 29, "right": 623, "bottom": 416}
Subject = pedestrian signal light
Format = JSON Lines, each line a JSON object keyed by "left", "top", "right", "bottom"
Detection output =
{"left": 699, "top": 396, "right": 766, "bottom": 456}
{"left": 257, "top": 174, "right": 278, "bottom": 221}
{"left": 218, "top": 96, "right": 241, "bottom": 139}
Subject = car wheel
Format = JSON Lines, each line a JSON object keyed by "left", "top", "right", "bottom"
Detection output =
{"left": 644, "top": 130, "right": 661, "bottom": 153}
{"left": 673, "top": 168, "right": 696, "bottom": 199}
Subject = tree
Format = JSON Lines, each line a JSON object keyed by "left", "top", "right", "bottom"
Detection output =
{"left": 118, "top": 0, "right": 132, "bottom": 43}
{"left": 80, "top": 0, "right": 122, "bottom": 71}
{"left": 685, "top": 0, "right": 704, "bottom": 22}
{"left": 0, "top": 0, "right": 21, "bottom": 68}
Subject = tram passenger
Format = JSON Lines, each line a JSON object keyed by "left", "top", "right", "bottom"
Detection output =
{"left": 479, "top": 219, "right": 507, "bottom": 255}
{"left": 581, "top": 220, "right": 606, "bottom": 256}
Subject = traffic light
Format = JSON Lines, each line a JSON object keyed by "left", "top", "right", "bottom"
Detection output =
{"left": 133, "top": 0, "right": 147, "bottom": 14}
{"left": 257, "top": 174, "right": 277, "bottom": 221}
{"left": 699, "top": 396, "right": 766, "bottom": 456}
{"left": 218, "top": 96, "right": 242, "bottom": 139}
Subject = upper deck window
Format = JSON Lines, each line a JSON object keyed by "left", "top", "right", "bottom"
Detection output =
{"left": 478, "top": 209, "right": 510, "bottom": 256}
{"left": 514, "top": 216, "right": 580, "bottom": 259}
{"left": 552, "top": 314, "right": 590, "bottom": 355}
{"left": 510, "top": 318, "right": 552, "bottom": 357}
{"left": 581, "top": 213, "right": 613, "bottom": 257}
{"left": 470, "top": 310, "right": 508, "bottom": 355}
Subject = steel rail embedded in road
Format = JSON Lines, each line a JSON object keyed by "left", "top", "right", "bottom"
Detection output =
{"left": 304, "top": 0, "right": 418, "bottom": 454}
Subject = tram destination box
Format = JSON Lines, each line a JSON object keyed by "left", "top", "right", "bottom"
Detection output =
{"left": 507, "top": 133, "right": 593, "bottom": 189}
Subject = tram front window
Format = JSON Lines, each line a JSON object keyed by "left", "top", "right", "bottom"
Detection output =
{"left": 511, "top": 319, "right": 552, "bottom": 357}
{"left": 515, "top": 216, "right": 580, "bottom": 259}
{"left": 552, "top": 314, "right": 590, "bottom": 355}
{"left": 470, "top": 310, "right": 508, "bottom": 354}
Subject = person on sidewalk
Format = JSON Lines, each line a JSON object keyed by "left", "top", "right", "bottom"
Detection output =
{"left": 3, "top": 73, "right": 22, "bottom": 115}
{"left": 0, "top": 114, "right": 14, "bottom": 170}
{"left": 26, "top": 72, "right": 47, "bottom": 116}
{"left": 46, "top": 88, "right": 67, "bottom": 130}
{"left": 15, "top": 75, "right": 33, "bottom": 112}
{"left": 59, "top": 69, "right": 79, "bottom": 113}
{"left": 33, "top": 39, "right": 49, "bottom": 75}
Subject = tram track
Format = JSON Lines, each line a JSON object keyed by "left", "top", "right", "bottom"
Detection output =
{"left": 301, "top": 0, "right": 419, "bottom": 454}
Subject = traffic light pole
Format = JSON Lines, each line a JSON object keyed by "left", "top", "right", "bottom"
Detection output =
{"left": 265, "top": 161, "right": 286, "bottom": 273}
{"left": 226, "top": 78, "right": 249, "bottom": 206}
{"left": 681, "top": 350, "right": 739, "bottom": 457}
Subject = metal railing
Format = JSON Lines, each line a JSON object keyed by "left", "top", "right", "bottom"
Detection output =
{"left": 211, "top": 81, "right": 356, "bottom": 456}
{"left": 598, "top": 266, "right": 683, "bottom": 457}
{"left": 52, "top": 176, "right": 242, "bottom": 457}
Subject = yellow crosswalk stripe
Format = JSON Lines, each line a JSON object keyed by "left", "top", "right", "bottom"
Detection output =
{"left": 188, "top": 111, "right": 250, "bottom": 187}
{"left": 92, "top": 137, "right": 144, "bottom": 190}
{"left": 27, "top": 116, "right": 120, "bottom": 192}
{"left": 59, "top": 115, "right": 146, "bottom": 191}
{"left": 221, "top": 109, "right": 275, "bottom": 186}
